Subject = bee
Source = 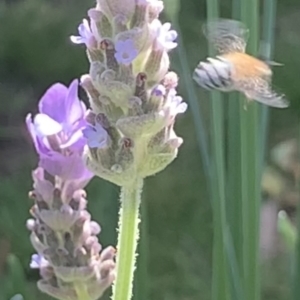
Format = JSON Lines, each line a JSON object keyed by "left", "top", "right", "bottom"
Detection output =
{"left": 193, "top": 19, "right": 289, "bottom": 108}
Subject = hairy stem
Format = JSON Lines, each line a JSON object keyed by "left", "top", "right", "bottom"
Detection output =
{"left": 112, "top": 179, "right": 143, "bottom": 300}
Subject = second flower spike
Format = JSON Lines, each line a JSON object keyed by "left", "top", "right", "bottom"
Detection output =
{"left": 71, "top": 0, "right": 187, "bottom": 186}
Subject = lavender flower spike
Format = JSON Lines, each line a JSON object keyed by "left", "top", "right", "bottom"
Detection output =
{"left": 26, "top": 80, "right": 115, "bottom": 299}
{"left": 71, "top": 1, "right": 187, "bottom": 186}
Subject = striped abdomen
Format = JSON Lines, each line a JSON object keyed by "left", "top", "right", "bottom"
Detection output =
{"left": 193, "top": 56, "right": 233, "bottom": 91}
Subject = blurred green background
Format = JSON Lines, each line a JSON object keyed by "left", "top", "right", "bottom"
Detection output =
{"left": 0, "top": 0, "right": 300, "bottom": 299}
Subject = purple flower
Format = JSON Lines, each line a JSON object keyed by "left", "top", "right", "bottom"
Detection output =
{"left": 70, "top": 19, "right": 97, "bottom": 48}
{"left": 166, "top": 88, "right": 188, "bottom": 120}
{"left": 30, "top": 254, "right": 49, "bottom": 269}
{"left": 83, "top": 122, "right": 109, "bottom": 149}
{"left": 152, "top": 84, "right": 166, "bottom": 97}
{"left": 114, "top": 39, "right": 138, "bottom": 65}
{"left": 26, "top": 79, "right": 93, "bottom": 182}
{"left": 151, "top": 20, "right": 178, "bottom": 51}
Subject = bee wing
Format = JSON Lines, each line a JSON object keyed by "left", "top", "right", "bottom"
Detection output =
{"left": 203, "top": 19, "right": 249, "bottom": 54}
{"left": 244, "top": 79, "right": 289, "bottom": 108}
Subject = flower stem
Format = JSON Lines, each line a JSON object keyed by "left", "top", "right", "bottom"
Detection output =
{"left": 74, "top": 282, "right": 90, "bottom": 300}
{"left": 112, "top": 179, "right": 143, "bottom": 300}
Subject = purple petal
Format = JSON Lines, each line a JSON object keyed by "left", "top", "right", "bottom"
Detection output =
{"left": 32, "top": 167, "right": 55, "bottom": 202}
{"left": 79, "top": 19, "right": 91, "bottom": 39}
{"left": 70, "top": 35, "right": 85, "bottom": 44}
{"left": 177, "top": 102, "right": 188, "bottom": 113}
{"left": 71, "top": 19, "right": 96, "bottom": 48}
{"left": 115, "top": 40, "right": 124, "bottom": 52}
{"left": 39, "top": 152, "right": 89, "bottom": 180}
{"left": 83, "top": 123, "right": 108, "bottom": 149}
{"left": 60, "top": 129, "right": 84, "bottom": 149}
{"left": 165, "top": 41, "right": 177, "bottom": 50}
{"left": 33, "top": 114, "right": 62, "bottom": 136}
{"left": 152, "top": 20, "right": 178, "bottom": 51}
{"left": 38, "top": 83, "right": 68, "bottom": 123}
{"left": 114, "top": 39, "right": 138, "bottom": 65}
{"left": 64, "top": 79, "right": 85, "bottom": 126}
{"left": 60, "top": 171, "right": 94, "bottom": 199}
{"left": 30, "top": 254, "right": 48, "bottom": 269}
{"left": 162, "top": 22, "right": 171, "bottom": 31}
{"left": 123, "top": 39, "right": 132, "bottom": 49}
{"left": 167, "top": 30, "right": 178, "bottom": 42}
{"left": 26, "top": 114, "right": 39, "bottom": 150}
{"left": 27, "top": 114, "right": 58, "bottom": 156}
{"left": 152, "top": 84, "right": 166, "bottom": 96}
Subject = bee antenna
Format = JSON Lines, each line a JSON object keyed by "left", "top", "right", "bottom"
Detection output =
{"left": 267, "top": 61, "right": 284, "bottom": 67}
{"left": 257, "top": 54, "right": 283, "bottom": 67}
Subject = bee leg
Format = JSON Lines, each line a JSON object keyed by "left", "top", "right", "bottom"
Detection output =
{"left": 243, "top": 98, "right": 249, "bottom": 111}
{"left": 243, "top": 92, "right": 254, "bottom": 110}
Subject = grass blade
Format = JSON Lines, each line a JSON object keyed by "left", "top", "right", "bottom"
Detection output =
{"left": 240, "top": 1, "right": 261, "bottom": 300}
{"left": 226, "top": 93, "right": 244, "bottom": 290}
{"left": 165, "top": 2, "right": 243, "bottom": 299}
{"left": 164, "top": 0, "right": 212, "bottom": 182}
{"left": 225, "top": 226, "right": 245, "bottom": 300}
{"left": 206, "top": 1, "right": 230, "bottom": 299}
{"left": 226, "top": 0, "right": 244, "bottom": 282}
{"left": 260, "top": 0, "right": 278, "bottom": 164}
{"left": 293, "top": 122, "right": 300, "bottom": 300}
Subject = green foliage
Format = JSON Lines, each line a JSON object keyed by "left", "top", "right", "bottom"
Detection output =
{"left": 1, "top": 0, "right": 300, "bottom": 299}
{"left": 0, "top": 0, "right": 87, "bottom": 87}
{"left": 0, "top": 169, "right": 33, "bottom": 265}
{"left": 0, "top": 253, "right": 41, "bottom": 300}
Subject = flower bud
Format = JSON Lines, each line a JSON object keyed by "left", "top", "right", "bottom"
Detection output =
{"left": 94, "top": 78, "right": 134, "bottom": 110}
{"left": 116, "top": 27, "right": 149, "bottom": 55}
{"left": 140, "top": 127, "right": 183, "bottom": 177}
{"left": 96, "top": 0, "right": 135, "bottom": 21}
{"left": 144, "top": 49, "right": 169, "bottom": 84}
{"left": 131, "top": 0, "right": 149, "bottom": 28}
{"left": 88, "top": 9, "right": 112, "bottom": 39}
{"left": 100, "top": 39, "right": 119, "bottom": 71}
{"left": 112, "top": 14, "right": 128, "bottom": 36}
{"left": 116, "top": 111, "right": 166, "bottom": 139}
{"left": 148, "top": 0, "right": 164, "bottom": 22}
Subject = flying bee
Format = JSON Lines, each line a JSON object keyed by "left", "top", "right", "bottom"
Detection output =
{"left": 193, "top": 18, "right": 289, "bottom": 108}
